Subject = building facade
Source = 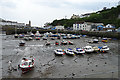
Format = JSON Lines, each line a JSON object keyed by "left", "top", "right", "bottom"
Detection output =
{"left": 71, "top": 14, "right": 80, "bottom": 19}
{"left": 73, "top": 22, "right": 104, "bottom": 31}
{"left": 0, "top": 18, "right": 25, "bottom": 27}
{"left": 55, "top": 26, "right": 64, "bottom": 30}
{"left": 73, "top": 22, "right": 92, "bottom": 31}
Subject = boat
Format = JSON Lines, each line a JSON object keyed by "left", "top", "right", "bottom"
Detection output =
{"left": 30, "top": 32, "right": 34, "bottom": 37}
{"left": 65, "top": 48, "right": 75, "bottom": 56}
{"left": 28, "top": 37, "right": 33, "bottom": 40}
{"left": 61, "top": 40, "right": 67, "bottom": 45}
{"left": 92, "top": 46, "right": 99, "bottom": 52}
{"left": 19, "top": 57, "right": 35, "bottom": 74}
{"left": 71, "top": 35, "right": 76, "bottom": 39}
{"left": 24, "top": 37, "right": 29, "bottom": 41}
{"left": 51, "top": 37, "right": 55, "bottom": 40}
{"left": 14, "top": 34, "right": 18, "bottom": 38}
{"left": 35, "top": 31, "right": 41, "bottom": 37}
{"left": 57, "top": 36, "right": 61, "bottom": 39}
{"left": 43, "top": 37, "right": 47, "bottom": 40}
{"left": 19, "top": 34, "right": 24, "bottom": 38}
{"left": 83, "top": 46, "right": 94, "bottom": 53}
{"left": 98, "top": 46, "right": 110, "bottom": 52}
{"left": 88, "top": 39, "right": 93, "bottom": 43}
{"left": 54, "top": 49, "right": 64, "bottom": 56}
{"left": 45, "top": 41, "right": 50, "bottom": 46}
{"left": 68, "top": 41, "right": 73, "bottom": 45}
{"left": 63, "top": 36, "right": 67, "bottom": 39}
{"left": 35, "top": 37, "right": 40, "bottom": 40}
{"left": 55, "top": 41, "right": 59, "bottom": 45}
{"left": 74, "top": 48, "right": 85, "bottom": 55}
{"left": 93, "top": 39, "right": 99, "bottom": 43}
{"left": 19, "top": 41, "right": 25, "bottom": 46}
{"left": 102, "top": 38, "right": 108, "bottom": 43}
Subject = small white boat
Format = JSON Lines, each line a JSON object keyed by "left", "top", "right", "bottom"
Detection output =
{"left": 45, "top": 41, "right": 50, "bottom": 46}
{"left": 92, "top": 46, "right": 99, "bottom": 52}
{"left": 74, "top": 48, "right": 85, "bottom": 55}
{"left": 65, "top": 48, "right": 75, "bottom": 56}
{"left": 68, "top": 41, "right": 73, "bottom": 45}
{"left": 83, "top": 46, "right": 94, "bottom": 53}
{"left": 43, "top": 37, "right": 47, "bottom": 40}
{"left": 93, "top": 39, "right": 99, "bottom": 43}
{"left": 19, "top": 57, "right": 35, "bottom": 73}
{"left": 28, "top": 37, "right": 33, "bottom": 40}
{"left": 19, "top": 41, "right": 25, "bottom": 46}
{"left": 24, "top": 37, "right": 29, "bottom": 41}
{"left": 30, "top": 32, "right": 34, "bottom": 37}
{"left": 35, "top": 31, "right": 41, "bottom": 37}
{"left": 19, "top": 34, "right": 24, "bottom": 38}
{"left": 61, "top": 40, "right": 67, "bottom": 45}
{"left": 54, "top": 49, "right": 64, "bottom": 56}
{"left": 14, "top": 34, "right": 18, "bottom": 38}
{"left": 98, "top": 46, "right": 110, "bottom": 52}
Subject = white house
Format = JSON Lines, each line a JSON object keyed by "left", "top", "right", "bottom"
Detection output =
{"left": 105, "top": 24, "right": 115, "bottom": 28}
{"left": 73, "top": 22, "right": 92, "bottom": 31}
{"left": 55, "top": 26, "right": 64, "bottom": 30}
{"left": 0, "top": 19, "right": 25, "bottom": 27}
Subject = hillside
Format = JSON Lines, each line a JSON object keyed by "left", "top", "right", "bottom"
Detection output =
{"left": 50, "top": 5, "right": 120, "bottom": 28}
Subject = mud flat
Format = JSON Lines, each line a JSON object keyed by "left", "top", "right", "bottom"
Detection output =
{"left": 1, "top": 35, "right": 119, "bottom": 78}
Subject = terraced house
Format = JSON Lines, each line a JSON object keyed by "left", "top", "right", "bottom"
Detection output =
{"left": 73, "top": 22, "right": 104, "bottom": 31}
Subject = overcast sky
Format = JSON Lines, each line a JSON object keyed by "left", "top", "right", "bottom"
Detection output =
{"left": 0, "top": 0, "right": 119, "bottom": 27}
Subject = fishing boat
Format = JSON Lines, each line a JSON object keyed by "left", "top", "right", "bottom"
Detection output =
{"left": 45, "top": 41, "right": 50, "bottom": 46}
{"left": 19, "top": 57, "right": 35, "bottom": 74}
{"left": 93, "top": 39, "right": 99, "bottom": 43}
{"left": 92, "top": 46, "right": 99, "bottom": 52}
{"left": 24, "top": 37, "right": 29, "bottom": 41}
{"left": 43, "top": 37, "right": 47, "bottom": 40}
{"left": 14, "top": 34, "right": 18, "bottom": 38}
{"left": 54, "top": 49, "right": 64, "bottom": 56}
{"left": 68, "top": 41, "right": 73, "bottom": 45}
{"left": 19, "top": 34, "right": 24, "bottom": 38}
{"left": 55, "top": 41, "right": 59, "bottom": 45}
{"left": 74, "top": 48, "right": 85, "bottom": 55}
{"left": 30, "top": 32, "right": 34, "bottom": 37}
{"left": 65, "top": 48, "right": 75, "bottom": 56}
{"left": 35, "top": 31, "right": 41, "bottom": 37}
{"left": 88, "top": 39, "right": 93, "bottom": 43}
{"left": 98, "top": 46, "right": 109, "bottom": 52}
{"left": 19, "top": 41, "right": 25, "bottom": 46}
{"left": 35, "top": 37, "right": 40, "bottom": 40}
{"left": 61, "top": 40, "right": 67, "bottom": 45}
{"left": 28, "top": 37, "right": 33, "bottom": 40}
{"left": 102, "top": 38, "right": 108, "bottom": 43}
{"left": 51, "top": 37, "right": 55, "bottom": 40}
{"left": 83, "top": 46, "right": 94, "bottom": 53}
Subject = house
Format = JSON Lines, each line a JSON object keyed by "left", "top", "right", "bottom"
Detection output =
{"left": 73, "top": 22, "right": 104, "bottom": 31}
{"left": 103, "top": 24, "right": 116, "bottom": 31}
{"left": 73, "top": 22, "right": 92, "bottom": 31}
{"left": 71, "top": 14, "right": 80, "bottom": 19}
{"left": 117, "top": 27, "right": 120, "bottom": 32}
{"left": 55, "top": 26, "right": 64, "bottom": 30}
{"left": 97, "top": 25, "right": 104, "bottom": 31}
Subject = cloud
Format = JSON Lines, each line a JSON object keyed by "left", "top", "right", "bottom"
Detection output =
{"left": 0, "top": 0, "right": 119, "bottom": 26}
{"left": 0, "top": 0, "right": 17, "bottom": 8}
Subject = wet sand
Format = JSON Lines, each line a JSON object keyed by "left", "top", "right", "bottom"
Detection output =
{"left": 1, "top": 35, "right": 119, "bottom": 78}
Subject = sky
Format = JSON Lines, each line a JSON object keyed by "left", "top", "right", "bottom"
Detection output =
{"left": 0, "top": 0, "right": 119, "bottom": 27}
